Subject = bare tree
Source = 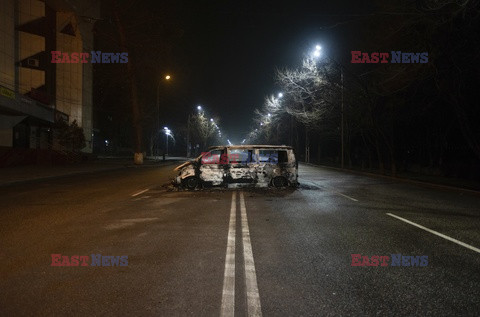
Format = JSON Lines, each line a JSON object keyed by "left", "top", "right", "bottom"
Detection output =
{"left": 275, "top": 58, "right": 339, "bottom": 129}
{"left": 188, "top": 112, "right": 221, "bottom": 151}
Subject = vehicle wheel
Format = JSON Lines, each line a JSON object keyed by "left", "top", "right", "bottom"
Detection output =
{"left": 272, "top": 176, "right": 288, "bottom": 188}
{"left": 183, "top": 177, "right": 200, "bottom": 190}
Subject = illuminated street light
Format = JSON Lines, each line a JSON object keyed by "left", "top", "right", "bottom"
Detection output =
{"left": 278, "top": 92, "right": 283, "bottom": 98}
{"left": 164, "top": 127, "right": 173, "bottom": 155}
{"left": 210, "top": 118, "right": 214, "bottom": 122}
{"left": 165, "top": 75, "right": 171, "bottom": 80}
{"left": 197, "top": 105, "right": 202, "bottom": 111}
{"left": 313, "top": 44, "right": 322, "bottom": 58}
{"left": 268, "top": 113, "right": 271, "bottom": 117}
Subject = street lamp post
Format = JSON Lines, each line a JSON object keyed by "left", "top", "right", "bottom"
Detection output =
{"left": 187, "top": 114, "right": 191, "bottom": 157}
{"left": 341, "top": 69, "right": 344, "bottom": 169}
{"left": 187, "top": 105, "right": 203, "bottom": 157}
{"left": 166, "top": 133, "right": 168, "bottom": 155}
{"left": 312, "top": 44, "right": 344, "bottom": 168}
{"left": 164, "top": 127, "right": 172, "bottom": 156}
{"left": 156, "top": 74, "right": 171, "bottom": 156}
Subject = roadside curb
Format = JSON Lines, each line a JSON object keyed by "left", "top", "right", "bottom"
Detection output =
{"left": 302, "top": 162, "right": 480, "bottom": 195}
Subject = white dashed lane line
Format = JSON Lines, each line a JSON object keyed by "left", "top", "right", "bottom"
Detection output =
{"left": 331, "top": 190, "right": 358, "bottom": 202}
{"left": 131, "top": 189, "right": 149, "bottom": 197}
{"left": 387, "top": 213, "right": 480, "bottom": 254}
{"left": 304, "top": 180, "right": 359, "bottom": 202}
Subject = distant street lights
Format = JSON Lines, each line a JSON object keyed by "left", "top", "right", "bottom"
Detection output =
{"left": 187, "top": 104, "right": 224, "bottom": 157}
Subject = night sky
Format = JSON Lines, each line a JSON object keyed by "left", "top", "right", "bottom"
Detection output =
{"left": 151, "top": 0, "right": 374, "bottom": 142}
{"left": 97, "top": 0, "right": 377, "bottom": 143}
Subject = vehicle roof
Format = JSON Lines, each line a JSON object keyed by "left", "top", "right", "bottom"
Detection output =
{"left": 208, "top": 145, "right": 293, "bottom": 150}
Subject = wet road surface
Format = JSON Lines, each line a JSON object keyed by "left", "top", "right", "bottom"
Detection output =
{"left": 1, "top": 163, "right": 479, "bottom": 316}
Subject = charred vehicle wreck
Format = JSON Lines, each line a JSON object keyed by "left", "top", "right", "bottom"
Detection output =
{"left": 174, "top": 145, "right": 298, "bottom": 189}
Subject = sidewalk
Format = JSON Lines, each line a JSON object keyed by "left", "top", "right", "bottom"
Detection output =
{"left": 0, "top": 156, "right": 188, "bottom": 187}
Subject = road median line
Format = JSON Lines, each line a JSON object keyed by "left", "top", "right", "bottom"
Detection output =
{"left": 240, "top": 191, "right": 262, "bottom": 317}
{"left": 220, "top": 192, "right": 237, "bottom": 317}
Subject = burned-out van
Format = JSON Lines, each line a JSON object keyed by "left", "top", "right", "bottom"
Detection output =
{"left": 174, "top": 145, "right": 298, "bottom": 189}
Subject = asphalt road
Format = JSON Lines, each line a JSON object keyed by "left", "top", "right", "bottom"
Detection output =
{"left": 1, "top": 163, "right": 479, "bottom": 316}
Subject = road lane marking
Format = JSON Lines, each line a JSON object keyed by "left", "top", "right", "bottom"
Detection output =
{"left": 131, "top": 189, "right": 149, "bottom": 197}
{"left": 306, "top": 181, "right": 358, "bottom": 202}
{"left": 386, "top": 213, "right": 480, "bottom": 254}
{"left": 221, "top": 192, "right": 237, "bottom": 317}
{"left": 240, "top": 191, "right": 262, "bottom": 317}
{"left": 333, "top": 191, "right": 358, "bottom": 202}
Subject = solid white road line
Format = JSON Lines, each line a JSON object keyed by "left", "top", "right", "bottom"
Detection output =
{"left": 131, "top": 189, "right": 149, "bottom": 197}
{"left": 386, "top": 213, "right": 480, "bottom": 254}
{"left": 240, "top": 191, "right": 262, "bottom": 317}
{"left": 221, "top": 192, "right": 237, "bottom": 317}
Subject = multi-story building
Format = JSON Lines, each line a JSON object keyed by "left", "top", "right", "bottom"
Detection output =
{"left": 0, "top": 0, "right": 99, "bottom": 153}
